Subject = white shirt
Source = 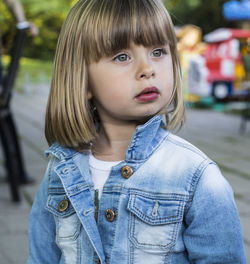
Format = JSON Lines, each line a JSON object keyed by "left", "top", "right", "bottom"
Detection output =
{"left": 89, "top": 154, "right": 121, "bottom": 199}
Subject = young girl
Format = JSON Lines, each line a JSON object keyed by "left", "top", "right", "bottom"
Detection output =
{"left": 28, "top": 0, "right": 246, "bottom": 263}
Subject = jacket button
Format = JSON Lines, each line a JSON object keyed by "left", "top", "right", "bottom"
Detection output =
{"left": 58, "top": 199, "right": 69, "bottom": 212}
{"left": 121, "top": 165, "right": 133, "bottom": 179}
{"left": 105, "top": 208, "right": 116, "bottom": 222}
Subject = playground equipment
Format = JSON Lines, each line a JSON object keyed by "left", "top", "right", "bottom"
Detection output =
{"left": 187, "top": 28, "right": 250, "bottom": 101}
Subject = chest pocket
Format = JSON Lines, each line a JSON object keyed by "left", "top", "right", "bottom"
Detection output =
{"left": 127, "top": 193, "right": 185, "bottom": 253}
{"left": 46, "top": 192, "right": 81, "bottom": 264}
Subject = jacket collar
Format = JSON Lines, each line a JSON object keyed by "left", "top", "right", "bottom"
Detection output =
{"left": 125, "top": 114, "right": 168, "bottom": 162}
{"left": 46, "top": 115, "right": 168, "bottom": 162}
{"left": 45, "top": 142, "right": 79, "bottom": 160}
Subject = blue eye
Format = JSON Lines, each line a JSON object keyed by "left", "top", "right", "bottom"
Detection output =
{"left": 114, "top": 53, "right": 129, "bottom": 62}
{"left": 152, "top": 49, "right": 164, "bottom": 57}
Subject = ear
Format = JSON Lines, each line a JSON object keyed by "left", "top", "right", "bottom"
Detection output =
{"left": 87, "top": 90, "right": 93, "bottom": 100}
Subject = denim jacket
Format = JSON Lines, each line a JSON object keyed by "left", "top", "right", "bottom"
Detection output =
{"left": 28, "top": 115, "right": 246, "bottom": 264}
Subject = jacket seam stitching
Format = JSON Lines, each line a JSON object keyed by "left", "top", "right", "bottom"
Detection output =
{"left": 185, "top": 159, "right": 214, "bottom": 214}
{"left": 167, "top": 135, "right": 208, "bottom": 159}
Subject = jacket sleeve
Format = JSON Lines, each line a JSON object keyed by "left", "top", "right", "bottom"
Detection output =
{"left": 183, "top": 163, "right": 246, "bottom": 263}
{"left": 27, "top": 158, "right": 61, "bottom": 264}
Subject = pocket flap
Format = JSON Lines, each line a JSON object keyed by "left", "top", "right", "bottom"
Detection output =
{"left": 127, "top": 194, "right": 184, "bottom": 225}
{"left": 46, "top": 193, "right": 75, "bottom": 217}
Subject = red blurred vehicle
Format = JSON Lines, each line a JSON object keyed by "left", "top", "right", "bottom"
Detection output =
{"left": 188, "top": 28, "right": 250, "bottom": 100}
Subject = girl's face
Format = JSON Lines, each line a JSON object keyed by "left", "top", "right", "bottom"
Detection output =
{"left": 88, "top": 42, "right": 174, "bottom": 124}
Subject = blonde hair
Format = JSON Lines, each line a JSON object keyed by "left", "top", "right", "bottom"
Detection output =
{"left": 45, "top": 0, "right": 185, "bottom": 151}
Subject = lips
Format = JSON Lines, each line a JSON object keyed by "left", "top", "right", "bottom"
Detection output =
{"left": 135, "top": 87, "right": 159, "bottom": 102}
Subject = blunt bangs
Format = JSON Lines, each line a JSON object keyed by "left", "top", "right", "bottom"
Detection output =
{"left": 81, "top": 0, "right": 176, "bottom": 63}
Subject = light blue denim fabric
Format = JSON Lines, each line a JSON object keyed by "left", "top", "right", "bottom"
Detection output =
{"left": 28, "top": 115, "right": 246, "bottom": 264}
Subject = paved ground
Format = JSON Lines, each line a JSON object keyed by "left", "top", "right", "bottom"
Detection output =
{"left": 0, "top": 88, "right": 249, "bottom": 263}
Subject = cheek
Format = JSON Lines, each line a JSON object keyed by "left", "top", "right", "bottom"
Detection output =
{"left": 161, "top": 68, "right": 174, "bottom": 94}
{"left": 92, "top": 80, "right": 131, "bottom": 108}
{"left": 169, "top": 72, "right": 174, "bottom": 96}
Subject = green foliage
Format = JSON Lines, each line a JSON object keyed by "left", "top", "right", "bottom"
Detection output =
{"left": 1, "top": 0, "right": 76, "bottom": 60}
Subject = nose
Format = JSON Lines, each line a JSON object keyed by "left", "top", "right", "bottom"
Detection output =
{"left": 136, "top": 60, "right": 155, "bottom": 80}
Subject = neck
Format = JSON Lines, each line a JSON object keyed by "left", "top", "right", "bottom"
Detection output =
{"left": 92, "top": 120, "right": 138, "bottom": 161}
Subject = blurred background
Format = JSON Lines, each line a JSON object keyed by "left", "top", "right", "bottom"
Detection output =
{"left": 0, "top": 0, "right": 249, "bottom": 263}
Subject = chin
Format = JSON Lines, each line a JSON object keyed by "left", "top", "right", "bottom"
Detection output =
{"left": 140, "top": 108, "right": 163, "bottom": 118}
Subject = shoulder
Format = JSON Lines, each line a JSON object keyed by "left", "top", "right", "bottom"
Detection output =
{"left": 33, "top": 143, "right": 73, "bottom": 199}
{"left": 157, "top": 132, "right": 211, "bottom": 173}
{"left": 44, "top": 142, "right": 84, "bottom": 186}
{"left": 140, "top": 131, "right": 214, "bottom": 195}
{"left": 162, "top": 134, "right": 233, "bottom": 199}
{"left": 195, "top": 162, "right": 233, "bottom": 198}
{"left": 159, "top": 134, "right": 236, "bottom": 210}
{"left": 32, "top": 156, "right": 61, "bottom": 205}
{"left": 45, "top": 142, "right": 78, "bottom": 160}
{"left": 166, "top": 132, "right": 208, "bottom": 160}
{"left": 164, "top": 133, "right": 230, "bottom": 190}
